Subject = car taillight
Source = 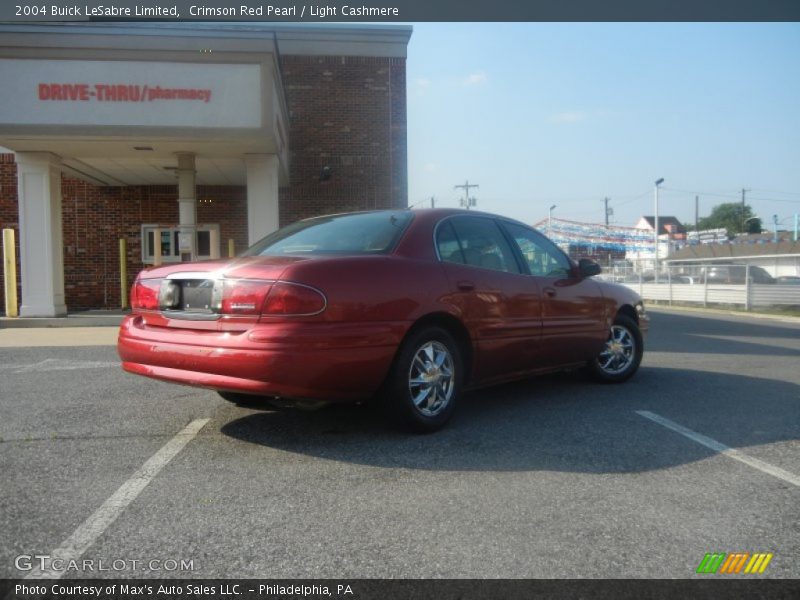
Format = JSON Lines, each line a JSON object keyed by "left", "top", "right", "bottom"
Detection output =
{"left": 220, "top": 280, "right": 273, "bottom": 315}
{"left": 262, "top": 282, "right": 326, "bottom": 316}
{"left": 131, "top": 279, "right": 161, "bottom": 310}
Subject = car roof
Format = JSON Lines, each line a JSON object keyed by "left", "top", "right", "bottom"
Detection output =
{"left": 298, "top": 207, "right": 534, "bottom": 231}
{"left": 414, "top": 208, "right": 536, "bottom": 228}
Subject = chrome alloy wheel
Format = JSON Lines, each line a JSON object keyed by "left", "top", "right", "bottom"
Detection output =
{"left": 597, "top": 325, "right": 636, "bottom": 375}
{"left": 407, "top": 341, "right": 455, "bottom": 417}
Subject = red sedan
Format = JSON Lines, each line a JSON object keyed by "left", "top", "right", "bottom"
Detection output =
{"left": 118, "top": 209, "right": 648, "bottom": 431}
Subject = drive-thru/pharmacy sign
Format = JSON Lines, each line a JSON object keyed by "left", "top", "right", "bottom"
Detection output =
{"left": 0, "top": 59, "right": 261, "bottom": 128}
{"left": 37, "top": 83, "right": 213, "bottom": 103}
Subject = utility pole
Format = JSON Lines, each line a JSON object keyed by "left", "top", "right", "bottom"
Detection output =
{"left": 430, "top": 196, "right": 435, "bottom": 209}
{"left": 603, "top": 197, "right": 610, "bottom": 226}
{"left": 740, "top": 188, "right": 750, "bottom": 233}
{"left": 695, "top": 195, "right": 699, "bottom": 232}
{"left": 455, "top": 180, "right": 479, "bottom": 209}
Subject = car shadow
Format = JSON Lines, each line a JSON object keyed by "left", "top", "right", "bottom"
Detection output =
{"left": 220, "top": 367, "right": 799, "bottom": 474}
{"left": 647, "top": 310, "right": 800, "bottom": 356}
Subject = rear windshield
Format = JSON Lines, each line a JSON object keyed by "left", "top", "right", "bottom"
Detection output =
{"left": 243, "top": 211, "right": 414, "bottom": 257}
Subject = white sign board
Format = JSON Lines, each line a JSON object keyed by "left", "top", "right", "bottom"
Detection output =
{"left": 178, "top": 233, "right": 193, "bottom": 253}
{"left": 0, "top": 59, "right": 262, "bottom": 129}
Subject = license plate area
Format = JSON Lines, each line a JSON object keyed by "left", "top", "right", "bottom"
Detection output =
{"left": 159, "top": 275, "right": 221, "bottom": 318}
{"left": 178, "top": 279, "right": 215, "bottom": 312}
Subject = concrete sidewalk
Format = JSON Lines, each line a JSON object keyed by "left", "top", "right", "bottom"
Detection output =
{"left": 647, "top": 304, "right": 800, "bottom": 323}
{"left": 0, "top": 326, "right": 119, "bottom": 347}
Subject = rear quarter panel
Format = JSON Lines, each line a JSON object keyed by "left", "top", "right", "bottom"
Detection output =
{"left": 280, "top": 255, "right": 450, "bottom": 325}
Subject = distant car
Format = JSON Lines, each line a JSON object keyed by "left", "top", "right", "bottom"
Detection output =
{"left": 705, "top": 265, "right": 775, "bottom": 284}
{"left": 776, "top": 276, "right": 800, "bottom": 285}
{"left": 118, "top": 209, "right": 649, "bottom": 431}
{"left": 672, "top": 275, "right": 696, "bottom": 284}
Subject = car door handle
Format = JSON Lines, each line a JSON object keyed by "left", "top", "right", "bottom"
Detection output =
{"left": 457, "top": 280, "right": 475, "bottom": 291}
{"left": 543, "top": 287, "right": 557, "bottom": 298}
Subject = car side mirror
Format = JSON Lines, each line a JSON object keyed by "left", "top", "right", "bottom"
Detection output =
{"left": 578, "top": 258, "right": 602, "bottom": 278}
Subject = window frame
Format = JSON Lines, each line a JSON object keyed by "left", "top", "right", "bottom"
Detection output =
{"left": 140, "top": 223, "right": 220, "bottom": 264}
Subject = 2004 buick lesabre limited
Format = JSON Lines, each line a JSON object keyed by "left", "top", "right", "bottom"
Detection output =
{"left": 118, "top": 209, "right": 649, "bottom": 431}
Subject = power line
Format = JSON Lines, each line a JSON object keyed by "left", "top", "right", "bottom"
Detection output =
{"left": 613, "top": 189, "right": 652, "bottom": 208}
{"left": 661, "top": 186, "right": 800, "bottom": 204}
{"left": 407, "top": 198, "right": 430, "bottom": 209}
{"left": 660, "top": 187, "right": 735, "bottom": 199}
{"left": 749, "top": 196, "right": 800, "bottom": 204}
{"left": 749, "top": 188, "right": 800, "bottom": 196}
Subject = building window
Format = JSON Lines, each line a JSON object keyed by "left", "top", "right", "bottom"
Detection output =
{"left": 196, "top": 230, "right": 211, "bottom": 257}
{"left": 141, "top": 224, "right": 220, "bottom": 264}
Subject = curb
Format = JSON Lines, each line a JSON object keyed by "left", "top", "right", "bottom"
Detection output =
{"left": 647, "top": 304, "right": 800, "bottom": 323}
{"left": 0, "top": 313, "right": 126, "bottom": 328}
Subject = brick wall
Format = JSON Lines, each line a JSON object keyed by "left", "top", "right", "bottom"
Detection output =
{"left": 0, "top": 53, "right": 408, "bottom": 312}
{"left": 278, "top": 55, "right": 408, "bottom": 225}
{"left": 1, "top": 155, "right": 248, "bottom": 312}
{"left": 60, "top": 181, "right": 248, "bottom": 310}
{"left": 0, "top": 155, "right": 20, "bottom": 315}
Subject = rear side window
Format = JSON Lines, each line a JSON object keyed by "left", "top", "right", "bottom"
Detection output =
{"left": 438, "top": 216, "right": 521, "bottom": 274}
{"left": 243, "top": 211, "right": 413, "bottom": 256}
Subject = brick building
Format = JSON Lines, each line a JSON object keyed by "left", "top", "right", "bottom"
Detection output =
{"left": 0, "top": 23, "right": 411, "bottom": 315}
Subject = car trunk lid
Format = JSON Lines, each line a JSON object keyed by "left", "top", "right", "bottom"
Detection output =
{"left": 134, "top": 255, "right": 313, "bottom": 328}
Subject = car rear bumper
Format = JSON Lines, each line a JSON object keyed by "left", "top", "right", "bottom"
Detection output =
{"left": 117, "top": 314, "right": 406, "bottom": 401}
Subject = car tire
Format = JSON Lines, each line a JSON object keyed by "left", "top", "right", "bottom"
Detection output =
{"left": 383, "top": 326, "right": 463, "bottom": 433}
{"left": 587, "top": 314, "right": 643, "bottom": 383}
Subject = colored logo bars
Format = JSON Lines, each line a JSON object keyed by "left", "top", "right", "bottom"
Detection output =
{"left": 696, "top": 552, "right": 773, "bottom": 574}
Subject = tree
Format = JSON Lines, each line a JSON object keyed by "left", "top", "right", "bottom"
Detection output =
{"left": 696, "top": 203, "right": 761, "bottom": 237}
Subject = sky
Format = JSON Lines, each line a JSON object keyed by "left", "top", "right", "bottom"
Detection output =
{"left": 405, "top": 23, "right": 800, "bottom": 231}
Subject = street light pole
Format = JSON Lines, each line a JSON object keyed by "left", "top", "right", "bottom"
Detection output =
{"left": 549, "top": 205, "right": 556, "bottom": 235}
{"left": 654, "top": 178, "right": 664, "bottom": 282}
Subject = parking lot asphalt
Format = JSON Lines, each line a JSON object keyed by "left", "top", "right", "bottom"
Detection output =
{"left": 0, "top": 308, "right": 798, "bottom": 579}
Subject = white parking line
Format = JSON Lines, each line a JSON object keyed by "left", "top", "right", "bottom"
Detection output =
{"left": 24, "top": 418, "right": 210, "bottom": 580}
{"left": 636, "top": 410, "right": 800, "bottom": 488}
{"left": 4, "top": 359, "right": 119, "bottom": 373}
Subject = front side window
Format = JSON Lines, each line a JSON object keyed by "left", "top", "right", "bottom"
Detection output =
{"left": 439, "top": 216, "right": 521, "bottom": 274}
{"left": 502, "top": 222, "right": 572, "bottom": 278}
{"left": 244, "top": 211, "right": 413, "bottom": 257}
